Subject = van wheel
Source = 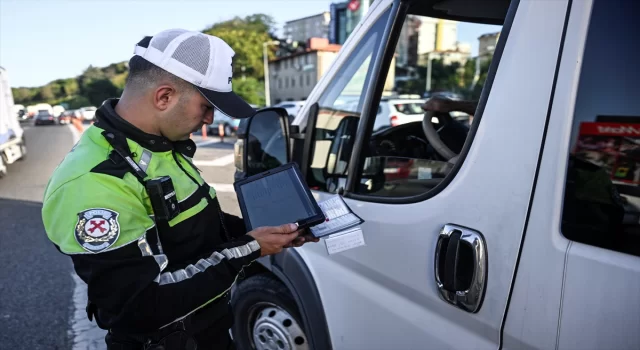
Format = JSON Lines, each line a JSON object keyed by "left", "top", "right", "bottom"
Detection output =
{"left": 0, "top": 156, "right": 6, "bottom": 178}
{"left": 224, "top": 124, "right": 233, "bottom": 136}
{"left": 18, "top": 141, "right": 27, "bottom": 161}
{"left": 231, "top": 274, "right": 310, "bottom": 350}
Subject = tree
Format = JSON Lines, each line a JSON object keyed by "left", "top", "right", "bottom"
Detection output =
{"left": 233, "top": 77, "right": 265, "bottom": 106}
{"left": 38, "top": 85, "right": 55, "bottom": 102}
{"left": 85, "top": 79, "right": 119, "bottom": 106}
{"left": 11, "top": 88, "right": 35, "bottom": 104}
{"left": 203, "top": 14, "right": 277, "bottom": 80}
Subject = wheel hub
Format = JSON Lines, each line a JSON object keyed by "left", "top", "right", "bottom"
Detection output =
{"left": 252, "top": 306, "right": 308, "bottom": 350}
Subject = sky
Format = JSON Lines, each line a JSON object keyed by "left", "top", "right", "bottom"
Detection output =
{"left": 0, "top": 0, "right": 501, "bottom": 88}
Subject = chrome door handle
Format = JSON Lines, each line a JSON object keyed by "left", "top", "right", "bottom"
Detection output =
{"left": 434, "top": 224, "right": 488, "bottom": 313}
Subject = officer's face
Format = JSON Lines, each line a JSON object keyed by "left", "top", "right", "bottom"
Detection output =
{"left": 163, "top": 88, "right": 214, "bottom": 141}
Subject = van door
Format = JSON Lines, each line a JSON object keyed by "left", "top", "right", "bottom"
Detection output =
{"left": 504, "top": 1, "right": 640, "bottom": 349}
{"left": 294, "top": 0, "right": 572, "bottom": 348}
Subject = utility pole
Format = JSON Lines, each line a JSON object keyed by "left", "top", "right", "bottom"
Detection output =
{"left": 263, "top": 40, "right": 280, "bottom": 107}
{"left": 425, "top": 52, "right": 432, "bottom": 92}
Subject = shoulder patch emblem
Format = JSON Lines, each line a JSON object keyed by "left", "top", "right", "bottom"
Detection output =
{"left": 75, "top": 208, "right": 120, "bottom": 253}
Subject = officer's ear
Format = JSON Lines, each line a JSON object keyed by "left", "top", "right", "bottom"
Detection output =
{"left": 153, "top": 84, "right": 179, "bottom": 112}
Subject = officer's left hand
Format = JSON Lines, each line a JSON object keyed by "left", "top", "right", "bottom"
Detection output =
{"left": 284, "top": 228, "right": 320, "bottom": 248}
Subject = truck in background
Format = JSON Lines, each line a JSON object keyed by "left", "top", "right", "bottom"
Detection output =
{"left": 0, "top": 67, "right": 27, "bottom": 177}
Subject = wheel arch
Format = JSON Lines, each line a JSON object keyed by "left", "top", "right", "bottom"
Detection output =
{"left": 253, "top": 249, "right": 333, "bottom": 350}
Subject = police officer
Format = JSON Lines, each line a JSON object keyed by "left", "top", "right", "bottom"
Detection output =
{"left": 41, "top": 29, "right": 318, "bottom": 349}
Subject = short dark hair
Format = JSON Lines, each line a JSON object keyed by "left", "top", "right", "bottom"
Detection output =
{"left": 125, "top": 55, "right": 194, "bottom": 94}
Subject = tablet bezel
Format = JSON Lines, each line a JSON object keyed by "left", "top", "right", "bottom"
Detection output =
{"left": 233, "top": 162, "right": 326, "bottom": 232}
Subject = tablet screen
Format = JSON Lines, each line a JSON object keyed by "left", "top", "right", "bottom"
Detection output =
{"left": 238, "top": 166, "right": 320, "bottom": 229}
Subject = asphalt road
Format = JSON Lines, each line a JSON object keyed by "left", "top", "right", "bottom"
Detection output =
{"left": 0, "top": 123, "right": 241, "bottom": 349}
{"left": 0, "top": 123, "right": 76, "bottom": 349}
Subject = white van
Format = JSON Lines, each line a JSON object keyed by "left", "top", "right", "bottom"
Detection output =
{"left": 231, "top": 0, "right": 640, "bottom": 349}
{"left": 0, "top": 67, "right": 27, "bottom": 177}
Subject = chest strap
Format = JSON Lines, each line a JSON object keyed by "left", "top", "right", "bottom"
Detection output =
{"left": 179, "top": 183, "right": 211, "bottom": 213}
{"left": 102, "top": 130, "right": 212, "bottom": 218}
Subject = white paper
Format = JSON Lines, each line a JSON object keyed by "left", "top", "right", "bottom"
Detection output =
{"left": 310, "top": 195, "right": 362, "bottom": 237}
{"left": 418, "top": 167, "right": 432, "bottom": 180}
{"left": 325, "top": 228, "right": 366, "bottom": 255}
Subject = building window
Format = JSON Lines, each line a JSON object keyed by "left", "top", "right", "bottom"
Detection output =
{"left": 306, "top": 74, "right": 311, "bottom": 86}
{"left": 285, "top": 77, "right": 289, "bottom": 88}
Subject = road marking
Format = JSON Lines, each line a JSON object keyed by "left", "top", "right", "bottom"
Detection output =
{"left": 193, "top": 153, "right": 235, "bottom": 167}
{"left": 68, "top": 125, "right": 107, "bottom": 349}
{"left": 67, "top": 124, "right": 82, "bottom": 142}
{"left": 209, "top": 183, "right": 235, "bottom": 193}
{"left": 71, "top": 274, "right": 106, "bottom": 349}
{"left": 195, "top": 139, "right": 220, "bottom": 147}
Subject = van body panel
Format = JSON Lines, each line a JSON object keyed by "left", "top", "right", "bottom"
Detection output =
{"left": 287, "top": 0, "right": 570, "bottom": 348}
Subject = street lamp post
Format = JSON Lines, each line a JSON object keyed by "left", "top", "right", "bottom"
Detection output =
{"left": 263, "top": 40, "right": 280, "bottom": 107}
{"left": 425, "top": 52, "right": 433, "bottom": 93}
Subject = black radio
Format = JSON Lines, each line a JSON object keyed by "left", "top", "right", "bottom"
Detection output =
{"left": 146, "top": 176, "right": 181, "bottom": 221}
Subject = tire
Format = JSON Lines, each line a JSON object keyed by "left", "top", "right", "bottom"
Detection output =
{"left": 0, "top": 156, "right": 6, "bottom": 178}
{"left": 224, "top": 124, "right": 233, "bottom": 137}
{"left": 18, "top": 141, "right": 26, "bottom": 161}
{"left": 231, "top": 274, "right": 310, "bottom": 350}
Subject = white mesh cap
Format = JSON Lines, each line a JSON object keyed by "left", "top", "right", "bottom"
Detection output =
{"left": 133, "top": 29, "right": 256, "bottom": 119}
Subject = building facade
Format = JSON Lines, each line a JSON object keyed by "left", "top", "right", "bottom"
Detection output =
{"left": 478, "top": 32, "right": 500, "bottom": 58}
{"left": 267, "top": 39, "right": 342, "bottom": 105}
{"left": 329, "top": 0, "right": 374, "bottom": 45}
{"left": 283, "top": 12, "right": 331, "bottom": 44}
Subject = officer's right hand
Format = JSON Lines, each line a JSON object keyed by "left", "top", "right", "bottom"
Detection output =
{"left": 247, "top": 223, "right": 299, "bottom": 257}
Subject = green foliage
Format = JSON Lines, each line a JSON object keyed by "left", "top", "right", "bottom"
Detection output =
{"left": 233, "top": 77, "right": 265, "bottom": 106}
{"left": 396, "top": 54, "right": 494, "bottom": 101}
{"left": 84, "top": 79, "right": 119, "bottom": 106}
{"left": 203, "top": 14, "right": 277, "bottom": 80}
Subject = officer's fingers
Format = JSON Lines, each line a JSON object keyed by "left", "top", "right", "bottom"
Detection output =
{"left": 251, "top": 223, "right": 296, "bottom": 236}
{"left": 276, "top": 231, "right": 299, "bottom": 246}
{"left": 270, "top": 223, "right": 299, "bottom": 235}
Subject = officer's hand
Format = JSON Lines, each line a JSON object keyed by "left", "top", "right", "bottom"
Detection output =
{"left": 247, "top": 223, "right": 300, "bottom": 257}
{"left": 284, "top": 228, "right": 320, "bottom": 248}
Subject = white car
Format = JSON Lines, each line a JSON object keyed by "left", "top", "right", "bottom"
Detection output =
{"left": 373, "top": 98, "right": 426, "bottom": 131}
{"left": 273, "top": 100, "right": 305, "bottom": 118}
{"left": 79, "top": 106, "right": 97, "bottom": 121}
{"left": 232, "top": 0, "right": 640, "bottom": 349}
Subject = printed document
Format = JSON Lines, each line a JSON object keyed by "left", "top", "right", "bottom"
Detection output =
{"left": 310, "top": 195, "right": 364, "bottom": 238}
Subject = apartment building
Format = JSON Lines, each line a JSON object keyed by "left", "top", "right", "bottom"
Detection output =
{"left": 283, "top": 12, "right": 331, "bottom": 43}
{"left": 267, "top": 38, "right": 342, "bottom": 105}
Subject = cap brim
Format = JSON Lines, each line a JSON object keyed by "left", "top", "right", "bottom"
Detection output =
{"left": 197, "top": 87, "right": 256, "bottom": 119}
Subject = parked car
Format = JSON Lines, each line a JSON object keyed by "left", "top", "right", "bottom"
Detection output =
{"left": 208, "top": 104, "right": 258, "bottom": 136}
{"left": 273, "top": 100, "right": 305, "bottom": 118}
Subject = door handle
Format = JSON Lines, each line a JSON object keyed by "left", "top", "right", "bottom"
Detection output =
{"left": 434, "top": 224, "right": 487, "bottom": 313}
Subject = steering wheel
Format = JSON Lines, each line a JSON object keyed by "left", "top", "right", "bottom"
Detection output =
{"left": 422, "top": 110, "right": 464, "bottom": 164}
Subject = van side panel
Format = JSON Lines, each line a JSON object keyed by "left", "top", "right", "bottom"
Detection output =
{"left": 501, "top": 1, "right": 589, "bottom": 348}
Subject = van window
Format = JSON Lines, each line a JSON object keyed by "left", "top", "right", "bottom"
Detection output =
{"left": 337, "top": 8, "right": 503, "bottom": 197}
{"left": 561, "top": 0, "right": 640, "bottom": 257}
{"left": 306, "top": 7, "right": 392, "bottom": 192}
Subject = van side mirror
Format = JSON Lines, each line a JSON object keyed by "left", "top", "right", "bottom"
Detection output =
{"left": 234, "top": 107, "right": 291, "bottom": 178}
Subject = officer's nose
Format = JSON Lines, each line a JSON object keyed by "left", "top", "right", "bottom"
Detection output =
{"left": 204, "top": 109, "right": 214, "bottom": 125}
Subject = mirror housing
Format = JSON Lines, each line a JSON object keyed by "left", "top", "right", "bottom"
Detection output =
{"left": 233, "top": 107, "right": 292, "bottom": 182}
